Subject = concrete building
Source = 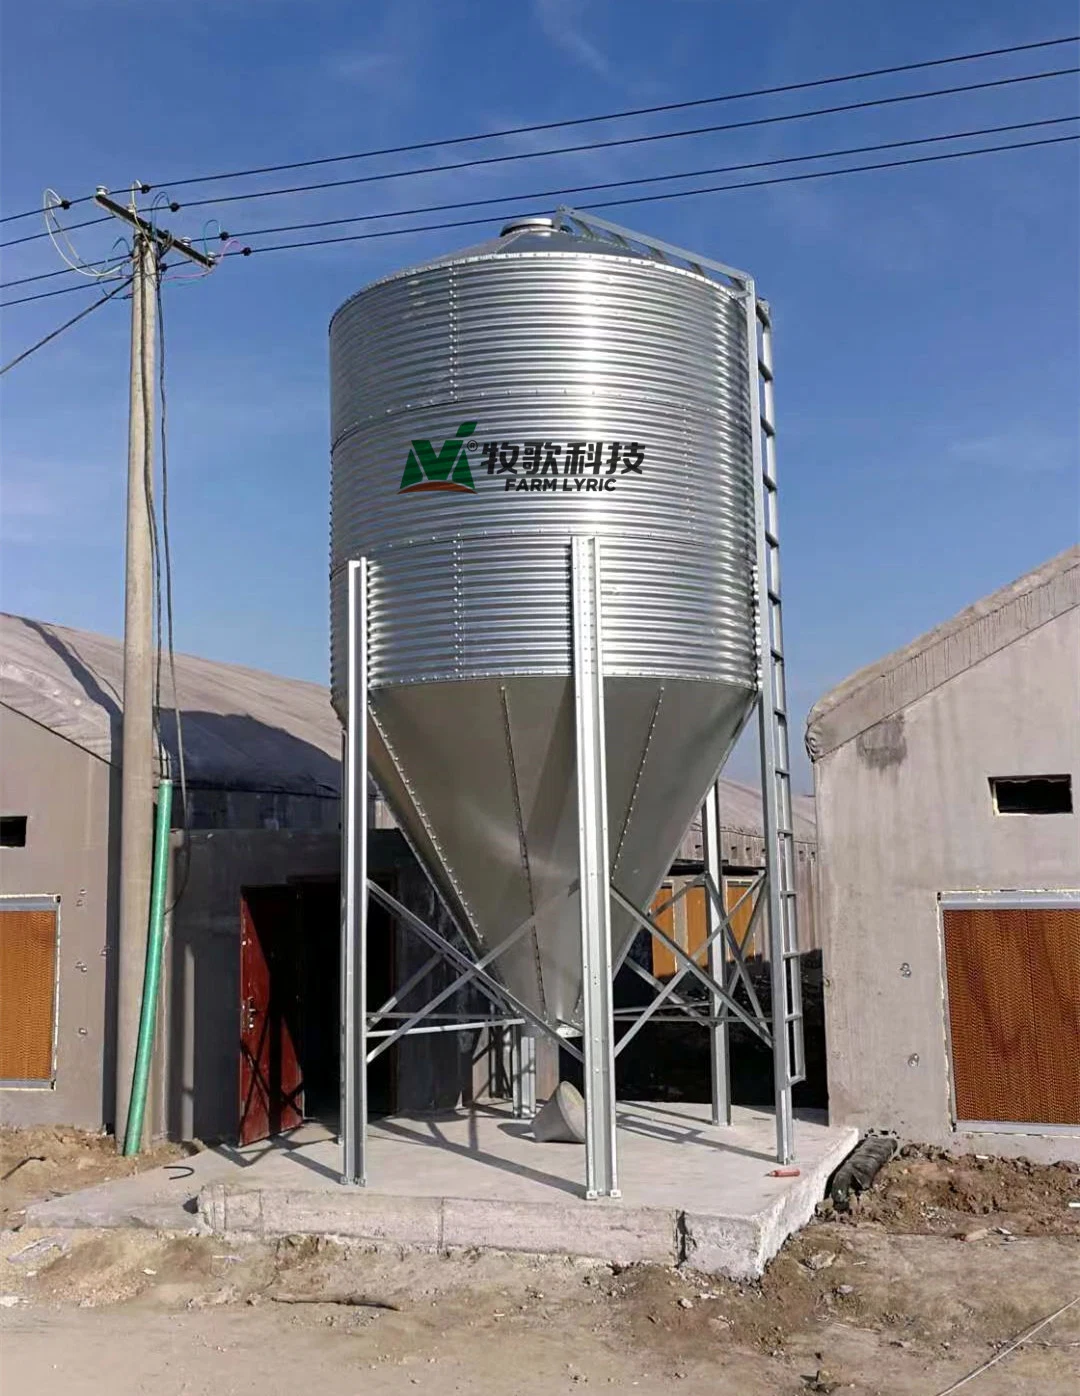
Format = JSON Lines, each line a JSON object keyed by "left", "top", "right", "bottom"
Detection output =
{"left": 0, "top": 613, "right": 341, "bottom": 1136}
{"left": 807, "top": 548, "right": 1080, "bottom": 1159}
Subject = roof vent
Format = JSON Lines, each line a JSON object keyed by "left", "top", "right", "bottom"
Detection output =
{"left": 500, "top": 216, "right": 556, "bottom": 237}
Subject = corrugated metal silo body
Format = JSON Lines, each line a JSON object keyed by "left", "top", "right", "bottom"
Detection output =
{"left": 330, "top": 221, "right": 759, "bottom": 1028}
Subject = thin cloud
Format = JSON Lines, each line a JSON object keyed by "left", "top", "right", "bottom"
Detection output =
{"left": 533, "top": 0, "right": 611, "bottom": 79}
{"left": 947, "top": 431, "right": 1077, "bottom": 476}
{"left": 329, "top": 51, "right": 401, "bottom": 91}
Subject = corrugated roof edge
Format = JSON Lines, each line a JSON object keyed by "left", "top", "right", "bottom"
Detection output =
{"left": 805, "top": 545, "right": 1080, "bottom": 761}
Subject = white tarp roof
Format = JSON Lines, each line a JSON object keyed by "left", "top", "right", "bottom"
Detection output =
{"left": 0, "top": 610, "right": 813, "bottom": 836}
{"left": 0, "top": 612, "right": 340, "bottom": 796}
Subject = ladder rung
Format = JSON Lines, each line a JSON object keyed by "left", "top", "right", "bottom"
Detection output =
{"left": 765, "top": 529, "right": 779, "bottom": 547}
{"left": 763, "top": 473, "right": 777, "bottom": 490}
{"left": 760, "top": 418, "right": 775, "bottom": 438}
{"left": 757, "top": 359, "right": 773, "bottom": 382}
{"left": 767, "top": 588, "right": 782, "bottom": 603}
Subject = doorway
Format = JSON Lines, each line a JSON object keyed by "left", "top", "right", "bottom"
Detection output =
{"left": 238, "top": 876, "right": 398, "bottom": 1145}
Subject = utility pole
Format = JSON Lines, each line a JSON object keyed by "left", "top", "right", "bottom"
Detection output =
{"left": 94, "top": 190, "right": 214, "bottom": 1149}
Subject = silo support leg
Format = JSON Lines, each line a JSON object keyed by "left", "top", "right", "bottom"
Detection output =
{"left": 702, "top": 783, "right": 731, "bottom": 1126}
{"left": 341, "top": 558, "right": 369, "bottom": 1186}
{"left": 571, "top": 537, "right": 619, "bottom": 1200}
{"left": 512, "top": 1028, "right": 537, "bottom": 1118}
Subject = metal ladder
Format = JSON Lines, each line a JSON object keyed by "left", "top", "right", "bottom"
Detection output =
{"left": 754, "top": 301, "right": 806, "bottom": 1161}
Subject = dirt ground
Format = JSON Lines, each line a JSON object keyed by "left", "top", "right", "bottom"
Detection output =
{"left": 2, "top": 1131, "right": 1079, "bottom": 1394}
{"left": 0, "top": 1126, "right": 194, "bottom": 1227}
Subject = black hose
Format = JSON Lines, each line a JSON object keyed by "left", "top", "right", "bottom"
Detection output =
{"left": 830, "top": 1132, "right": 897, "bottom": 1211}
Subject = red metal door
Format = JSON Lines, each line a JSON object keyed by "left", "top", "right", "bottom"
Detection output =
{"left": 239, "top": 887, "right": 304, "bottom": 1145}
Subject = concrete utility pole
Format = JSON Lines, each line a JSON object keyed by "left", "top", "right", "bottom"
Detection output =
{"left": 94, "top": 191, "right": 214, "bottom": 1149}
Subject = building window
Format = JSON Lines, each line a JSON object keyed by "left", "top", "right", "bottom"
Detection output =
{"left": 0, "top": 816, "right": 28, "bottom": 847}
{"left": 0, "top": 896, "right": 60, "bottom": 1086}
{"left": 990, "top": 775, "right": 1072, "bottom": 816}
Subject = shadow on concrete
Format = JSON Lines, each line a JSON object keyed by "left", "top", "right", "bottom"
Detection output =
{"left": 615, "top": 1109, "right": 774, "bottom": 1164}
{"left": 210, "top": 1130, "right": 343, "bottom": 1185}
{"left": 372, "top": 1112, "right": 583, "bottom": 1199}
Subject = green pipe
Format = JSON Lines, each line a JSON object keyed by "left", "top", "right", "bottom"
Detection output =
{"left": 123, "top": 777, "right": 173, "bottom": 1156}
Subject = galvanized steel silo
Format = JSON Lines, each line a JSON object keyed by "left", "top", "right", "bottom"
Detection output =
{"left": 330, "top": 216, "right": 759, "bottom": 1028}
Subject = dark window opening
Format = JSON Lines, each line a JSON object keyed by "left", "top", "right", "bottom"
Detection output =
{"left": 0, "top": 817, "right": 27, "bottom": 848}
{"left": 990, "top": 776, "right": 1072, "bottom": 816}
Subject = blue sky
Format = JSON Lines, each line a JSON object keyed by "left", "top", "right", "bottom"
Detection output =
{"left": 2, "top": 0, "right": 1077, "bottom": 789}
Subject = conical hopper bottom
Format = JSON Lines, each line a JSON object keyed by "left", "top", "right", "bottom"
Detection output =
{"left": 369, "top": 676, "right": 755, "bottom": 1026}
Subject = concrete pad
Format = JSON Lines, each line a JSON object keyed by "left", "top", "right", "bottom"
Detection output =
{"left": 439, "top": 1196, "right": 676, "bottom": 1266}
{"left": 199, "top": 1184, "right": 443, "bottom": 1247}
{"left": 25, "top": 1104, "right": 858, "bottom": 1279}
{"left": 683, "top": 1126, "right": 860, "bottom": 1279}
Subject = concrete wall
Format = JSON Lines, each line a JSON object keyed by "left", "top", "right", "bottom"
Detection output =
{"left": 0, "top": 709, "right": 118, "bottom": 1130}
{"left": 815, "top": 609, "right": 1080, "bottom": 1158}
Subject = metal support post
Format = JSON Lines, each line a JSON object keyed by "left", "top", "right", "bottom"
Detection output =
{"left": 519, "top": 1030, "right": 537, "bottom": 1117}
{"left": 510, "top": 1026, "right": 523, "bottom": 1116}
{"left": 571, "top": 535, "right": 619, "bottom": 1199}
{"left": 341, "top": 558, "right": 369, "bottom": 1185}
{"left": 702, "top": 784, "right": 731, "bottom": 1125}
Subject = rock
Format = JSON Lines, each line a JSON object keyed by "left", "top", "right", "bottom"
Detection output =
{"left": 677, "top": 1297, "right": 693, "bottom": 1310}
{"left": 836, "top": 1284, "right": 854, "bottom": 1296}
{"left": 804, "top": 1250, "right": 837, "bottom": 1271}
{"left": 801, "top": 1369, "right": 839, "bottom": 1393}
{"left": 956, "top": 1227, "right": 989, "bottom": 1242}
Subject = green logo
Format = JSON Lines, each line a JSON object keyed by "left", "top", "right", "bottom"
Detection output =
{"left": 398, "top": 421, "right": 478, "bottom": 494}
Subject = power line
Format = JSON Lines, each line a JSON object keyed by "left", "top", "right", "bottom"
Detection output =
{"left": 3, "top": 130, "right": 1073, "bottom": 305}
{"left": 2, "top": 63, "right": 1075, "bottom": 252}
{"left": 3, "top": 31, "right": 1073, "bottom": 227}
{"left": 1, "top": 212, "right": 112, "bottom": 250}
{"left": 145, "top": 66, "right": 1080, "bottom": 216}
{"left": 5, "top": 114, "right": 1073, "bottom": 292}
{"left": 1, "top": 279, "right": 126, "bottom": 307}
{"left": 223, "top": 116, "right": 1078, "bottom": 243}
{"left": 0, "top": 262, "right": 129, "bottom": 291}
{"left": 0, "top": 277, "right": 132, "bottom": 372}
{"left": 233, "top": 131, "right": 1079, "bottom": 257}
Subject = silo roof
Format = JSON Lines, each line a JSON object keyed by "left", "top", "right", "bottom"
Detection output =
{"left": 805, "top": 545, "right": 1080, "bottom": 760}
{"left": 331, "top": 213, "right": 717, "bottom": 319}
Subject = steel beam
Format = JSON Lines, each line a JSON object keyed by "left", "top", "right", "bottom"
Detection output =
{"left": 702, "top": 784, "right": 730, "bottom": 1125}
{"left": 341, "top": 558, "right": 368, "bottom": 1186}
{"left": 366, "top": 911, "right": 543, "bottom": 1063}
{"left": 615, "top": 875, "right": 762, "bottom": 1056}
{"left": 611, "top": 885, "right": 771, "bottom": 1046}
{"left": 572, "top": 535, "right": 619, "bottom": 1199}
{"left": 519, "top": 1030, "right": 538, "bottom": 1117}
{"left": 366, "top": 881, "right": 584, "bottom": 1062}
